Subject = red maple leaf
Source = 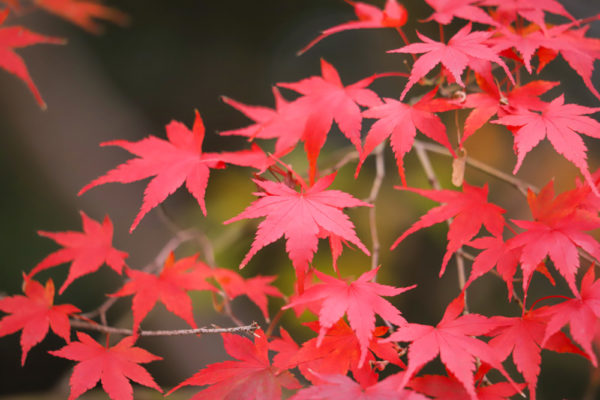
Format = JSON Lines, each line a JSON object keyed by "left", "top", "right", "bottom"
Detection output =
{"left": 507, "top": 180, "right": 600, "bottom": 296}
{"left": 0, "top": 9, "right": 64, "bottom": 108}
{"left": 277, "top": 59, "right": 385, "bottom": 182}
{"left": 541, "top": 264, "right": 600, "bottom": 365}
{"left": 79, "top": 111, "right": 267, "bottom": 231}
{"left": 168, "top": 328, "right": 301, "bottom": 400}
{"left": 479, "top": 0, "right": 573, "bottom": 31}
{"left": 290, "top": 372, "right": 428, "bottom": 400}
{"left": 423, "top": 0, "right": 497, "bottom": 26}
{"left": 298, "top": 0, "right": 408, "bottom": 55}
{"left": 110, "top": 253, "right": 216, "bottom": 333}
{"left": 390, "top": 23, "right": 513, "bottom": 100}
{"left": 284, "top": 267, "right": 413, "bottom": 368}
{"left": 358, "top": 87, "right": 458, "bottom": 185}
{"left": 29, "top": 211, "right": 128, "bottom": 294}
{"left": 281, "top": 319, "right": 405, "bottom": 388}
{"left": 391, "top": 183, "right": 506, "bottom": 276}
{"left": 212, "top": 267, "right": 283, "bottom": 321}
{"left": 487, "top": 306, "right": 587, "bottom": 400}
{"left": 0, "top": 276, "right": 79, "bottom": 365}
{"left": 535, "top": 23, "right": 600, "bottom": 101}
{"left": 462, "top": 77, "right": 558, "bottom": 144}
{"left": 50, "top": 332, "right": 162, "bottom": 400}
{"left": 34, "top": 0, "right": 129, "bottom": 34}
{"left": 224, "top": 172, "right": 371, "bottom": 285}
{"left": 410, "top": 373, "right": 524, "bottom": 400}
{"left": 384, "top": 293, "right": 513, "bottom": 400}
{"left": 464, "top": 235, "right": 520, "bottom": 299}
{"left": 220, "top": 87, "right": 310, "bottom": 157}
{"left": 492, "top": 95, "right": 600, "bottom": 194}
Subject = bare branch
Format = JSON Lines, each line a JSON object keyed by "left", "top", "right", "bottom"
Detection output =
{"left": 69, "top": 319, "right": 259, "bottom": 336}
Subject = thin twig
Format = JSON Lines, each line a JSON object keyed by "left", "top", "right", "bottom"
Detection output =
{"left": 81, "top": 229, "right": 203, "bottom": 321}
{"left": 414, "top": 140, "right": 536, "bottom": 195}
{"left": 158, "top": 205, "right": 216, "bottom": 267}
{"left": 414, "top": 142, "right": 469, "bottom": 311}
{"left": 69, "top": 319, "right": 259, "bottom": 336}
{"left": 366, "top": 143, "right": 386, "bottom": 272}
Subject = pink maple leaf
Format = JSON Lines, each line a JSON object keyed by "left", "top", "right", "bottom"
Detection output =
{"left": 168, "top": 328, "right": 301, "bottom": 400}
{"left": 49, "top": 332, "right": 162, "bottom": 400}
{"left": 493, "top": 95, "right": 600, "bottom": 196}
{"left": 298, "top": 0, "right": 408, "bottom": 55}
{"left": 507, "top": 181, "right": 600, "bottom": 297}
{"left": 384, "top": 293, "right": 514, "bottom": 400}
{"left": 541, "top": 264, "right": 600, "bottom": 366}
{"left": 487, "top": 306, "right": 587, "bottom": 400}
{"left": 290, "top": 372, "right": 428, "bottom": 400}
{"left": 423, "top": 0, "right": 497, "bottom": 26}
{"left": 480, "top": 0, "right": 574, "bottom": 31}
{"left": 79, "top": 111, "right": 267, "bottom": 231}
{"left": 358, "top": 87, "right": 458, "bottom": 185}
{"left": 392, "top": 183, "right": 506, "bottom": 276}
{"left": 277, "top": 59, "right": 386, "bottom": 182}
{"left": 390, "top": 23, "right": 514, "bottom": 100}
{"left": 220, "top": 87, "right": 309, "bottom": 157}
{"left": 110, "top": 253, "right": 216, "bottom": 333}
{"left": 212, "top": 267, "right": 283, "bottom": 321}
{"left": 29, "top": 211, "right": 128, "bottom": 294}
{"left": 224, "top": 172, "right": 371, "bottom": 285}
{"left": 284, "top": 267, "right": 414, "bottom": 367}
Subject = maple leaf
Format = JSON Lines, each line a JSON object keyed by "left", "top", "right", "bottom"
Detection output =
{"left": 168, "top": 328, "right": 301, "bottom": 400}
{"left": 281, "top": 319, "right": 405, "bottom": 388}
{"left": 34, "top": 0, "right": 129, "bottom": 34}
{"left": 29, "top": 211, "right": 128, "bottom": 294}
{"left": 423, "top": 0, "right": 497, "bottom": 26}
{"left": 410, "top": 373, "right": 524, "bottom": 400}
{"left": 493, "top": 95, "right": 600, "bottom": 195}
{"left": 0, "top": 276, "right": 79, "bottom": 365}
{"left": 220, "top": 87, "right": 310, "bottom": 157}
{"left": 284, "top": 267, "right": 413, "bottom": 368}
{"left": 390, "top": 23, "right": 514, "bottom": 100}
{"left": 534, "top": 23, "right": 600, "bottom": 101}
{"left": 79, "top": 111, "right": 268, "bottom": 232}
{"left": 212, "top": 267, "right": 283, "bottom": 321}
{"left": 290, "top": 372, "right": 429, "bottom": 400}
{"left": 384, "top": 293, "right": 514, "bottom": 400}
{"left": 298, "top": 0, "right": 408, "bottom": 55}
{"left": 277, "top": 59, "right": 384, "bottom": 182}
{"left": 224, "top": 172, "right": 371, "bottom": 284}
{"left": 487, "top": 306, "right": 587, "bottom": 400}
{"left": 507, "top": 180, "right": 600, "bottom": 296}
{"left": 391, "top": 183, "right": 506, "bottom": 276}
{"left": 50, "top": 332, "right": 162, "bottom": 400}
{"left": 541, "top": 264, "right": 600, "bottom": 366}
{"left": 358, "top": 87, "right": 458, "bottom": 185}
{"left": 462, "top": 77, "right": 558, "bottom": 144}
{"left": 464, "top": 235, "right": 520, "bottom": 299}
{"left": 0, "top": 9, "right": 64, "bottom": 108}
{"left": 480, "top": 0, "right": 573, "bottom": 31}
{"left": 110, "top": 253, "right": 216, "bottom": 333}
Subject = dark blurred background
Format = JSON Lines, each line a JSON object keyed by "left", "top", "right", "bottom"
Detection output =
{"left": 0, "top": 0, "right": 598, "bottom": 399}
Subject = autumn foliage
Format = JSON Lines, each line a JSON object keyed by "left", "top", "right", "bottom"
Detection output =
{"left": 3, "top": 0, "right": 600, "bottom": 399}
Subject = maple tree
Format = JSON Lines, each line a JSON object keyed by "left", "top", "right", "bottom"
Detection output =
{"left": 2, "top": 0, "right": 600, "bottom": 399}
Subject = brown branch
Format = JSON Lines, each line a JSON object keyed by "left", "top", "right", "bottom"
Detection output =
{"left": 366, "top": 143, "right": 386, "bottom": 272}
{"left": 70, "top": 319, "right": 259, "bottom": 336}
{"left": 414, "top": 140, "right": 536, "bottom": 196}
{"left": 414, "top": 141, "right": 469, "bottom": 312}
